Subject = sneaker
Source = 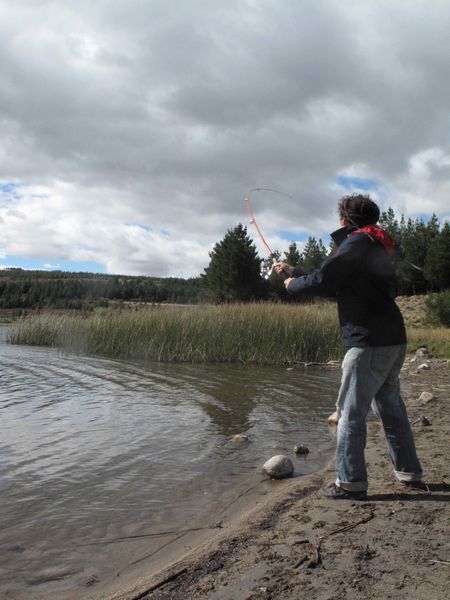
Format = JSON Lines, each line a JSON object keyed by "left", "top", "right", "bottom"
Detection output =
{"left": 321, "top": 483, "right": 368, "bottom": 500}
{"left": 399, "top": 481, "right": 428, "bottom": 491}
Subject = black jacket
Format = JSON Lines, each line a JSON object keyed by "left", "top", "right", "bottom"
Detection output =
{"left": 287, "top": 225, "right": 406, "bottom": 348}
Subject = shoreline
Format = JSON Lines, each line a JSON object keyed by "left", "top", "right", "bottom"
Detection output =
{"left": 93, "top": 462, "right": 334, "bottom": 600}
{"left": 97, "top": 356, "right": 449, "bottom": 600}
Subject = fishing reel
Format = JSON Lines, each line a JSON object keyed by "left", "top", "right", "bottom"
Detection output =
{"left": 260, "top": 257, "right": 276, "bottom": 279}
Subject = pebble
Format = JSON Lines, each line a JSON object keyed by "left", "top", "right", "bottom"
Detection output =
{"left": 419, "top": 391, "right": 434, "bottom": 404}
{"left": 415, "top": 347, "right": 429, "bottom": 358}
{"left": 262, "top": 455, "right": 294, "bottom": 479}
{"left": 294, "top": 445, "right": 310, "bottom": 456}
{"left": 417, "top": 363, "right": 430, "bottom": 371}
{"left": 232, "top": 434, "right": 249, "bottom": 444}
{"left": 328, "top": 411, "right": 339, "bottom": 425}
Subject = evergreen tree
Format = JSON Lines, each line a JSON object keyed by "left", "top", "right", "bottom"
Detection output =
{"left": 424, "top": 222, "right": 450, "bottom": 290}
{"left": 301, "top": 237, "right": 328, "bottom": 272}
{"left": 398, "top": 218, "right": 429, "bottom": 294}
{"left": 328, "top": 239, "right": 338, "bottom": 256}
{"left": 427, "top": 213, "right": 440, "bottom": 240}
{"left": 203, "top": 223, "right": 264, "bottom": 301}
{"left": 283, "top": 242, "right": 301, "bottom": 267}
{"left": 379, "top": 207, "right": 402, "bottom": 246}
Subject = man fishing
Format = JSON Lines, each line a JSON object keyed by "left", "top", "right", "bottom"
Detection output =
{"left": 274, "top": 194, "right": 422, "bottom": 499}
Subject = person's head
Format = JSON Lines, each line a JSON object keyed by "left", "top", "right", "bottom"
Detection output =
{"left": 337, "top": 194, "right": 380, "bottom": 227}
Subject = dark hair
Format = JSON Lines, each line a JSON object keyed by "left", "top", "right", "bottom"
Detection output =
{"left": 338, "top": 194, "right": 380, "bottom": 227}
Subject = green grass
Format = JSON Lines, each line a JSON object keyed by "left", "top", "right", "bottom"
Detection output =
{"left": 8, "top": 303, "right": 343, "bottom": 365}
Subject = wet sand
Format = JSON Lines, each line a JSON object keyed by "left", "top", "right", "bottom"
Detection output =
{"left": 100, "top": 357, "right": 449, "bottom": 600}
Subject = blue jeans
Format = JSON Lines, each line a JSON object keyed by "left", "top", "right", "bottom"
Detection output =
{"left": 335, "top": 345, "right": 422, "bottom": 492}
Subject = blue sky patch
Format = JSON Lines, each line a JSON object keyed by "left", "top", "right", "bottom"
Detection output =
{"left": 126, "top": 223, "right": 170, "bottom": 236}
{"left": 0, "top": 255, "right": 106, "bottom": 273}
{"left": 335, "top": 175, "right": 379, "bottom": 191}
{"left": 272, "top": 230, "right": 311, "bottom": 242}
{"left": 0, "top": 182, "right": 23, "bottom": 203}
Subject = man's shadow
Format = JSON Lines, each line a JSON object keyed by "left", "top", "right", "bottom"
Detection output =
{"left": 368, "top": 482, "right": 450, "bottom": 502}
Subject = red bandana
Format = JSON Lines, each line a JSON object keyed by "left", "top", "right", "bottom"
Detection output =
{"left": 349, "top": 225, "right": 394, "bottom": 255}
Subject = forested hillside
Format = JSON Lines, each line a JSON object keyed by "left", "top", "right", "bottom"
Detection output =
{"left": 0, "top": 270, "right": 205, "bottom": 309}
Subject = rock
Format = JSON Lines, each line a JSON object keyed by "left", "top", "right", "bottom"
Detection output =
{"left": 286, "top": 367, "right": 294, "bottom": 371}
{"left": 417, "top": 363, "right": 430, "bottom": 371}
{"left": 415, "top": 347, "right": 428, "bottom": 358}
{"left": 262, "top": 455, "right": 294, "bottom": 479}
{"left": 419, "top": 391, "right": 434, "bottom": 404}
{"left": 418, "top": 415, "right": 431, "bottom": 427}
{"left": 294, "top": 445, "right": 310, "bottom": 456}
{"left": 327, "top": 411, "right": 339, "bottom": 425}
{"left": 232, "top": 434, "right": 249, "bottom": 444}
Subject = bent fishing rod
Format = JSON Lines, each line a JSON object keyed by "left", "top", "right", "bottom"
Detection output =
{"left": 245, "top": 187, "right": 293, "bottom": 278}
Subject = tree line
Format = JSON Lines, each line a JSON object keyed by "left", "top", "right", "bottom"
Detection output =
{"left": 0, "top": 270, "right": 205, "bottom": 309}
{"left": 0, "top": 208, "right": 448, "bottom": 309}
{"left": 203, "top": 209, "right": 450, "bottom": 301}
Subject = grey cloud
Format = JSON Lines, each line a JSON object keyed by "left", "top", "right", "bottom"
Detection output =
{"left": 0, "top": 0, "right": 449, "bottom": 276}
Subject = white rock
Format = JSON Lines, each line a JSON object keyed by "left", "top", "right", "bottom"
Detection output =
{"left": 262, "top": 455, "right": 294, "bottom": 479}
{"left": 415, "top": 347, "right": 429, "bottom": 358}
{"left": 417, "top": 363, "right": 430, "bottom": 371}
{"left": 327, "top": 411, "right": 339, "bottom": 425}
{"left": 232, "top": 434, "right": 249, "bottom": 443}
{"left": 419, "top": 391, "right": 434, "bottom": 404}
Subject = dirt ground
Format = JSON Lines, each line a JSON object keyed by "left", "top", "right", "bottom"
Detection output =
{"left": 112, "top": 356, "right": 449, "bottom": 600}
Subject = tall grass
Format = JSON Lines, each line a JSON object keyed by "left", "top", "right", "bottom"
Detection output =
{"left": 8, "top": 303, "right": 343, "bottom": 365}
{"left": 407, "top": 327, "right": 450, "bottom": 358}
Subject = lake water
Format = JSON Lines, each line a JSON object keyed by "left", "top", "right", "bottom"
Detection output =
{"left": 0, "top": 327, "right": 340, "bottom": 599}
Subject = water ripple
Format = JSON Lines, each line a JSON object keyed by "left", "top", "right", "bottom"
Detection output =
{"left": 0, "top": 332, "right": 340, "bottom": 598}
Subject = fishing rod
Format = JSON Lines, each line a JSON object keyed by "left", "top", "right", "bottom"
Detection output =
{"left": 245, "top": 187, "right": 293, "bottom": 278}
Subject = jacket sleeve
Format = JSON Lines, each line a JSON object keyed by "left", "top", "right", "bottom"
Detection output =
{"left": 287, "top": 239, "right": 359, "bottom": 296}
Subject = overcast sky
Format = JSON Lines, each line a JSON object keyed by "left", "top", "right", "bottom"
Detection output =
{"left": 1, "top": 0, "right": 449, "bottom": 277}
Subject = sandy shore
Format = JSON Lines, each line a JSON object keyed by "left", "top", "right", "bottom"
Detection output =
{"left": 102, "top": 356, "right": 449, "bottom": 600}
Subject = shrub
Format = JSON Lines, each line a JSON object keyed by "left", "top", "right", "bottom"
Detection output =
{"left": 425, "top": 290, "right": 450, "bottom": 327}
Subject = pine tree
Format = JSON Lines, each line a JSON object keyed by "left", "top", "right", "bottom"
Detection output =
{"left": 424, "top": 222, "right": 450, "bottom": 290}
{"left": 379, "top": 207, "right": 401, "bottom": 246}
{"left": 427, "top": 213, "right": 440, "bottom": 240}
{"left": 398, "top": 218, "right": 429, "bottom": 294}
{"left": 284, "top": 242, "right": 302, "bottom": 267}
{"left": 203, "top": 223, "right": 265, "bottom": 301}
{"left": 301, "top": 237, "right": 328, "bottom": 272}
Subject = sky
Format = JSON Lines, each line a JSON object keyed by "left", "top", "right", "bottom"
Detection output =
{"left": 1, "top": 0, "right": 449, "bottom": 278}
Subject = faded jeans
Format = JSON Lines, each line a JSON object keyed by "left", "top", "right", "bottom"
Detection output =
{"left": 335, "top": 345, "right": 422, "bottom": 492}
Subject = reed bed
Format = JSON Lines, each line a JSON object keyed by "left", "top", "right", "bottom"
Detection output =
{"left": 407, "top": 327, "right": 450, "bottom": 358}
{"left": 8, "top": 303, "right": 343, "bottom": 365}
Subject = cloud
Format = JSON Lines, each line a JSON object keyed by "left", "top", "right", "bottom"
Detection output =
{"left": 0, "top": 1, "right": 449, "bottom": 276}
